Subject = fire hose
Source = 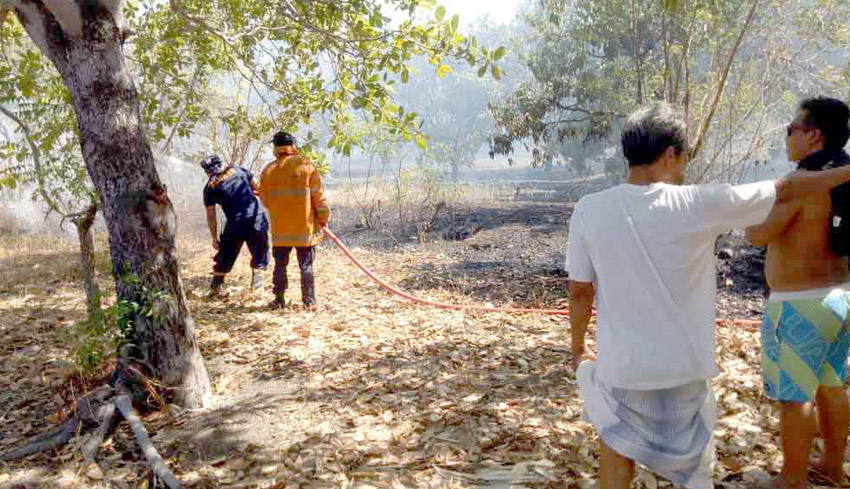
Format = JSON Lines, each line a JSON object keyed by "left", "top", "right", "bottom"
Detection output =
{"left": 322, "top": 228, "right": 762, "bottom": 327}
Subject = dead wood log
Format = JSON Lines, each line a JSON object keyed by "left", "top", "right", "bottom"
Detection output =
{"left": 0, "top": 419, "right": 77, "bottom": 461}
{"left": 83, "top": 402, "right": 119, "bottom": 462}
{"left": 1, "top": 383, "right": 180, "bottom": 489}
{"left": 0, "top": 385, "right": 112, "bottom": 461}
{"left": 114, "top": 392, "right": 180, "bottom": 488}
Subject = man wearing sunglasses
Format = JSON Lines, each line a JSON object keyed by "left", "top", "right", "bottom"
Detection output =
{"left": 746, "top": 97, "right": 850, "bottom": 489}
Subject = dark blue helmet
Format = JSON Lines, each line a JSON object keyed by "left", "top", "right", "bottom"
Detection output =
{"left": 201, "top": 154, "right": 224, "bottom": 175}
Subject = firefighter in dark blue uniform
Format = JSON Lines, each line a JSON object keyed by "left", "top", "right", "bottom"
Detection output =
{"left": 201, "top": 155, "right": 269, "bottom": 296}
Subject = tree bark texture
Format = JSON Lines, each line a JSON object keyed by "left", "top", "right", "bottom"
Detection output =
{"left": 10, "top": 0, "right": 211, "bottom": 408}
{"left": 74, "top": 203, "right": 101, "bottom": 316}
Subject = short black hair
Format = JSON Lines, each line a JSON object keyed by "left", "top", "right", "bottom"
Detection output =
{"left": 800, "top": 97, "right": 850, "bottom": 151}
{"left": 621, "top": 102, "right": 688, "bottom": 167}
{"left": 272, "top": 131, "right": 295, "bottom": 146}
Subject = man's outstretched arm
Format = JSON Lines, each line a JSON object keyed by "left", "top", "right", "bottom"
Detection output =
{"left": 745, "top": 200, "right": 803, "bottom": 247}
{"left": 776, "top": 167, "right": 850, "bottom": 202}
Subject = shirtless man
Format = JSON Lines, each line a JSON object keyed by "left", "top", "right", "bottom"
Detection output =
{"left": 746, "top": 97, "right": 850, "bottom": 489}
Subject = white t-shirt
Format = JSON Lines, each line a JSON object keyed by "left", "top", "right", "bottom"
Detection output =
{"left": 568, "top": 181, "right": 777, "bottom": 390}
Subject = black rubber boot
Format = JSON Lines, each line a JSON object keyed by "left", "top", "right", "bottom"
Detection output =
{"left": 301, "top": 272, "right": 316, "bottom": 309}
{"left": 210, "top": 275, "right": 225, "bottom": 297}
{"left": 268, "top": 292, "right": 285, "bottom": 310}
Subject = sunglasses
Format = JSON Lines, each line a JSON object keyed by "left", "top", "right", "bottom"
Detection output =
{"left": 787, "top": 123, "right": 811, "bottom": 137}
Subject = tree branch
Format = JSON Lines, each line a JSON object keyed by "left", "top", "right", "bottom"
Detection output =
{"left": 83, "top": 402, "right": 118, "bottom": 462}
{"left": 100, "top": 0, "right": 126, "bottom": 18}
{"left": 11, "top": 2, "right": 52, "bottom": 55}
{"left": 99, "top": 0, "right": 130, "bottom": 35}
{"left": 114, "top": 393, "right": 181, "bottom": 489}
{"left": 160, "top": 65, "right": 203, "bottom": 154}
{"left": 0, "top": 419, "right": 77, "bottom": 461}
{"left": 662, "top": 10, "right": 670, "bottom": 102}
{"left": 42, "top": 0, "right": 83, "bottom": 37}
{"left": 629, "top": 0, "right": 644, "bottom": 105}
{"left": 690, "top": 0, "right": 760, "bottom": 159}
{"left": 672, "top": 8, "right": 697, "bottom": 105}
{"left": 0, "top": 104, "right": 67, "bottom": 217}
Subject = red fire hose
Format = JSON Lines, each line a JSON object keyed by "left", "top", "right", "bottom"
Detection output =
{"left": 323, "top": 228, "right": 762, "bottom": 327}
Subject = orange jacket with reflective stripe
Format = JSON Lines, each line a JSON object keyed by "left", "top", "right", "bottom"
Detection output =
{"left": 258, "top": 149, "right": 330, "bottom": 247}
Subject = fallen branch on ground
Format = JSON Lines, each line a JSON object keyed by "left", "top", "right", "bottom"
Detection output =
{"left": 115, "top": 391, "right": 181, "bottom": 488}
{"left": 0, "top": 377, "right": 181, "bottom": 488}
{"left": 0, "top": 385, "right": 112, "bottom": 462}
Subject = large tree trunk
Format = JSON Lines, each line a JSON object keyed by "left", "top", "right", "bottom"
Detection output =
{"left": 11, "top": 1, "right": 211, "bottom": 408}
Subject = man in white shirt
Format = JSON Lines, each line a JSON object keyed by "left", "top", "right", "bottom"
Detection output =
{"left": 568, "top": 102, "right": 850, "bottom": 489}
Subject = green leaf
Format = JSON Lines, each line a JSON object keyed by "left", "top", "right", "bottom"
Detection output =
{"left": 477, "top": 64, "right": 488, "bottom": 78}
{"left": 663, "top": 0, "right": 682, "bottom": 12}
{"left": 401, "top": 68, "right": 410, "bottom": 83}
{"left": 416, "top": 134, "right": 427, "bottom": 150}
{"left": 491, "top": 66, "right": 503, "bottom": 80}
{"left": 435, "top": 5, "right": 445, "bottom": 22}
{"left": 493, "top": 46, "right": 506, "bottom": 61}
{"left": 450, "top": 14, "right": 459, "bottom": 33}
{"left": 0, "top": 175, "right": 17, "bottom": 190}
{"left": 436, "top": 64, "right": 452, "bottom": 78}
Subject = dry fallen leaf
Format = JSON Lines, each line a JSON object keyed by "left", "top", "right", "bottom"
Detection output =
{"left": 85, "top": 463, "right": 104, "bottom": 480}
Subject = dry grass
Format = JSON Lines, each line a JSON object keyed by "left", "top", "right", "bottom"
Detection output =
{"left": 0, "top": 233, "right": 112, "bottom": 291}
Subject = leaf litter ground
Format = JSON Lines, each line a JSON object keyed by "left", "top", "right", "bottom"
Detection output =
{"left": 0, "top": 204, "right": 846, "bottom": 488}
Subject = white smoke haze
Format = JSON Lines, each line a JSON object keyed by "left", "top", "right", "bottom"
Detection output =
{"left": 0, "top": 187, "right": 76, "bottom": 236}
{"left": 0, "top": 155, "right": 211, "bottom": 237}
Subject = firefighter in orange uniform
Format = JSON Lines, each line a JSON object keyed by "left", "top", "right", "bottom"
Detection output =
{"left": 258, "top": 132, "right": 330, "bottom": 310}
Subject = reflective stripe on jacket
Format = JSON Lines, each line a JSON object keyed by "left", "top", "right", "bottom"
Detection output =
{"left": 259, "top": 149, "right": 330, "bottom": 247}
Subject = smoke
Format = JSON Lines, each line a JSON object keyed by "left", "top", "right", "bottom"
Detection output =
{"left": 0, "top": 186, "right": 74, "bottom": 236}
{"left": 0, "top": 156, "right": 211, "bottom": 237}
{"left": 156, "top": 155, "right": 214, "bottom": 236}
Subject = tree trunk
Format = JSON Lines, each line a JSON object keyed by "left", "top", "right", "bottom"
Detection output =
{"left": 661, "top": 10, "right": 670, "bottom": 102}
{"left": 689, "top": 0, "right": 760, "bottom": 160}
{"left": 629, "top": 0, "right": 644, "bottom": 105}
{"left": 74, "top": 203, "right": 101, "bottom": 317}
{"left": 11, "top": 2, "right": 211, "bottom": 408}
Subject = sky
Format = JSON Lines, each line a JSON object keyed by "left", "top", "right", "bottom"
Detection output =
{"left": 443, "top": 0, "right": 523, "bottom": 26}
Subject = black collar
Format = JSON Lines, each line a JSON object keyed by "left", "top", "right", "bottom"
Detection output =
{"left": 797, "top": 149, "right": 850, "bottom": 171}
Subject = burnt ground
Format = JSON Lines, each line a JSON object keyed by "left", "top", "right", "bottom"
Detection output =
{"left": 715, "top": 233, "right": 770, "bottom": 319}
{"left": 330, "top": 184, "right": 770, "bottom": 322}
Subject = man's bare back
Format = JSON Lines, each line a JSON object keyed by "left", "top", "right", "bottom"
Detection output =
{"left": 765, "top": 178, "right": 849, "bottom": 291}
